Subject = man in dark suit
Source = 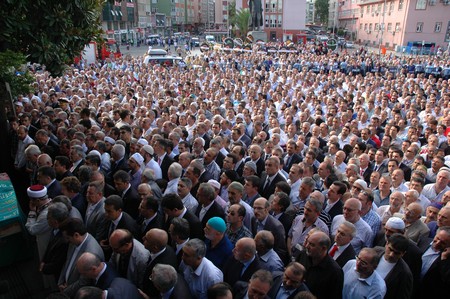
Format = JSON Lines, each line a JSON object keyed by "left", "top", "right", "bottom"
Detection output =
{"left": 420, "top": 226, "right": 450, "bottom": 298}
{"left": 35, "top": 129, "right": 60, "bottom": 159}
{"left": 283, "top": 140, "right": 303, "bottom": 173}
{"left": 324, "top": 181, "right": 346, "bottom": 220}
{"left": 69, "top": 145, "right": 86, "bottom": 179}
{"left": 259, "top": 156, "right": 287, "bottom": 200}
{"left": 330, "top": 221, "right": 357, "bottom": 268}
{"left": 375, "top": 234, "right": 413, "bottom": 299}
{"left": 37, "top": 166, "right": 62, "bottom": 199}
{"left": 58, "top": 218, "right": 105, "bottom": 298}
{"left": 223, "top": 237, "right": 261, "bottom": 287}
{"left": 232, "top": 269, "right": 273, "bottom": 299}
{"left": 245, "top": 144, "right": 266, "bottom": 176}
{"left": 373, "top": 148, "right": 389, "bottom": 175}
{"left": 75, "top": 278, "right": 142, "bottom": 298}
{"left": 108, "top": 144, "right": 130, "bottom": 183}
{"left": 269, "top": 192, "right": 294, "bottom": 238}
{"left": 374, "top": 216, "right": 423, "bottom": 295}
{"left": 359, "top": 153, "right": 374, "bottom": 185}
{"left": 252, "top": 197, "right": 289, "bottom": 264}
{"left": 107, "top": 277, "right": 142, "bottom": 298}
{"left": 113, "top": 170, "right": 140, "bottom": 219}
{"left": 41, "top": 202, "right": 70, "bottom": 283}
{"left": 296, "top": 231, "right": 343, "bottom": 299}
{"left": 267, "top": 262, "right": 309, "bottom": 299}
{"left": 85, "top": 181, "right": 109, "bottom": 242}
{"left": 137, "top": 196, "right": 163, "bottom": 241}
{"left": 161, "top": 193, "right": 203, "bottom": 240}
{"left": 215, "top": 150, "right": 225, "bottom": 169}
{"left": 100, "top": 195, "right": 138, "bottom": 256}
{"left": 232, "top": 145, "right": 246, "bottom": 177}
{"left": 142, "top": 228, "right": 178, "bottom": 298}
{"left": 154, "top": 138, "right": 174, "bottom": 181}
{"left": 76, "top": 252, "right": 118, "bottom": 290}
{"left": 108, "top": 229, "right": 150, "bottom": 290}
{"left": 151, "top": 263, "right": 192, "bottom": 299}
{"left": 195, "top": 183, "right": 225, "bottom": 230}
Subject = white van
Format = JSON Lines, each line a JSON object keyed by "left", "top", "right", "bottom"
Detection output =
{"left": 205, "top": 35, "right": 215, "bottom": 44}
{"left": 143, "top": 56, "right": 183, "bottom": 67}
{"left": 146, "top": 49, "right": 168, "bottom": 57}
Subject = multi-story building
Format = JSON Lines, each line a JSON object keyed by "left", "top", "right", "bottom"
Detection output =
{"left": 357, "top": 0, "right": 450, "bottom": 50}
{"left": 236, "top": 0, "right": 306, "bottom": 42}
{"left": 306, "top": 0, "right": 316, "bottom": 24}
{"left": 329, "top": 0, "right": 338, "bottom": 29}
{"left": 101, "top": 0, "right": 137, "bottom": 45}
{"left": 215, "top": 0, "right": 231, "bottom": 33}
{"left": 201, "top": 0, "right": 215, "bottom": 31}
{"left": 338, "top": 0, "right": 359, "bottom": 39}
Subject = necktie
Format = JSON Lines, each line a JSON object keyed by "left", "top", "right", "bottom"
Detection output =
{"left": 329, "top": 244, "right": 339, "bottom": 257}
{"left": 264, "top": 178, "right": 271, "bottom": 190}
{"left": 360, "top": 169, "right": 364, "bottom": 176}
{"left": 158, "top": 157, "right": 162, "bottom": 165}
{"left": 109, "top": 222, "right": 116, "bottom": 236}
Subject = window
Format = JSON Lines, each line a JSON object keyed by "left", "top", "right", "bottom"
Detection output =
{"left": 395, "top": 22, "right": 401, "bottom": 32}
{"left": 416, "top": 0, "right": 427, "bottom": 9}
{"left": 369, "top": 23, "right": 373, "bottom": 31}
{"left": 375, "top": 23, "right": 379, "bottom": 31}
{"left": 389, "top": 1, "right": 394, "bottom": 11}
{"left": 399, "top": 0, "right": 404, "bottom": 10}
{"left": 446, "top": 21, "right": 450, "bottom": 42}
{"left": 377, "top": 4, "right": 382, "bottom": 13}
{"left": 366, "top": 6, "right": 370, "bottom": 13}
{"left": 435, "top": 22, "right": 442, "bottom": 32}
{"left": 364, "top": 23, "right": 368, "bottom": 31}
{"left": 416, "top": 22, "right": 423, "bottom": 32}
{"left": 278, "top": 15, "right": 282, "bottom": 27}
{"left": 360, "top": 23, "right": 363, "bottom": 30}
{"left": 387, "top": 23, "right": 392, "bottom": 32}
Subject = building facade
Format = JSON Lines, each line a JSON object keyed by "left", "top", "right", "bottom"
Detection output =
{"left": 236, "top": 0, "right": 306, "bottom": 42}
{"left": 357, "top": 0, "right": 450, "bottom": 50}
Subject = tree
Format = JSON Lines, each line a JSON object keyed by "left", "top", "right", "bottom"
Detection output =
{"left": 315, "top": 0, "right": 329, "bottom": 25}
{"left": 229, "top": 0, "right": 236, "bottom": 25}
{"left": 228, "top": 0, "right": 236, "bottom": 37}
{"left": 234, "top": 9, "right": 251, "bottom": 38}
{"left": 0, "top": 51, "right": 33, "bottom": 97}
{"left": 0, "top": 0, "right": 105, "bottom": 76}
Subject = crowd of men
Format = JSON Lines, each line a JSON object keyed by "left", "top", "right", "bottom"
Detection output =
{"left": 8, "top": 40, "right": 450, "bottom": 299}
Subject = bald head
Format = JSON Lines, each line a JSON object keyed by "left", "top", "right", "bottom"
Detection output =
{"left": 37, "top": 153, "right": 53, "bottom": 167}
{"left": 405, "top": 202, "right": 423, "bottom": 224}
{"left": 144, "top": 228, "right": 168, "bottom": 253}
{"left": 76, "top": 252, "right": 103, "bottom": 278}
{"left": 343, "top": 198, "right": 362, "bottom": 223}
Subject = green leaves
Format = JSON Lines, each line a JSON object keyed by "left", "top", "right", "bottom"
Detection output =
{"left": 0, "top": 0, "right": 104, "bottom": 76}
{"left": 315, "top": 0, "right": 329, "bottom": 25}
{"left": 0, "top": 50, "right": 33, "bottom": 97}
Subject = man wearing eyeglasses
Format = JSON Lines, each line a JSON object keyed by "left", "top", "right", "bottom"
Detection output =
{"left": 342, "top": 247, "right": 386, "bottom": 299}
{"left": 331, "top": 198, "right": 373, "bottom": 254}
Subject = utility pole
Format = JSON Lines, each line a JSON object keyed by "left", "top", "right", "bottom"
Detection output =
{"left": 378, "top": 0, "right": 387, "bottom": 57}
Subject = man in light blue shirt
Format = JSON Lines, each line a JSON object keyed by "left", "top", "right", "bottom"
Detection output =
{"left": 255, "top": 230, "right": 284, "bottom": 272}
{"left": 182, "top": 238, "right": 223, "bottom": 299}
{"left": 342, "top": 248, "right": 386, "bottom": 299}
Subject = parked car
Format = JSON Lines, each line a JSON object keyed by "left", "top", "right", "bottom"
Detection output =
{"left": 191, "top": 37, "right": 200, "bottom": 47}
{"left": 345, "top": 41, "right": 354, "bottom": 48}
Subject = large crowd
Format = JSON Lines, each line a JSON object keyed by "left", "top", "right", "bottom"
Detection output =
{"left": 7, "top": 40, "right": 450, "bottom": 299}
